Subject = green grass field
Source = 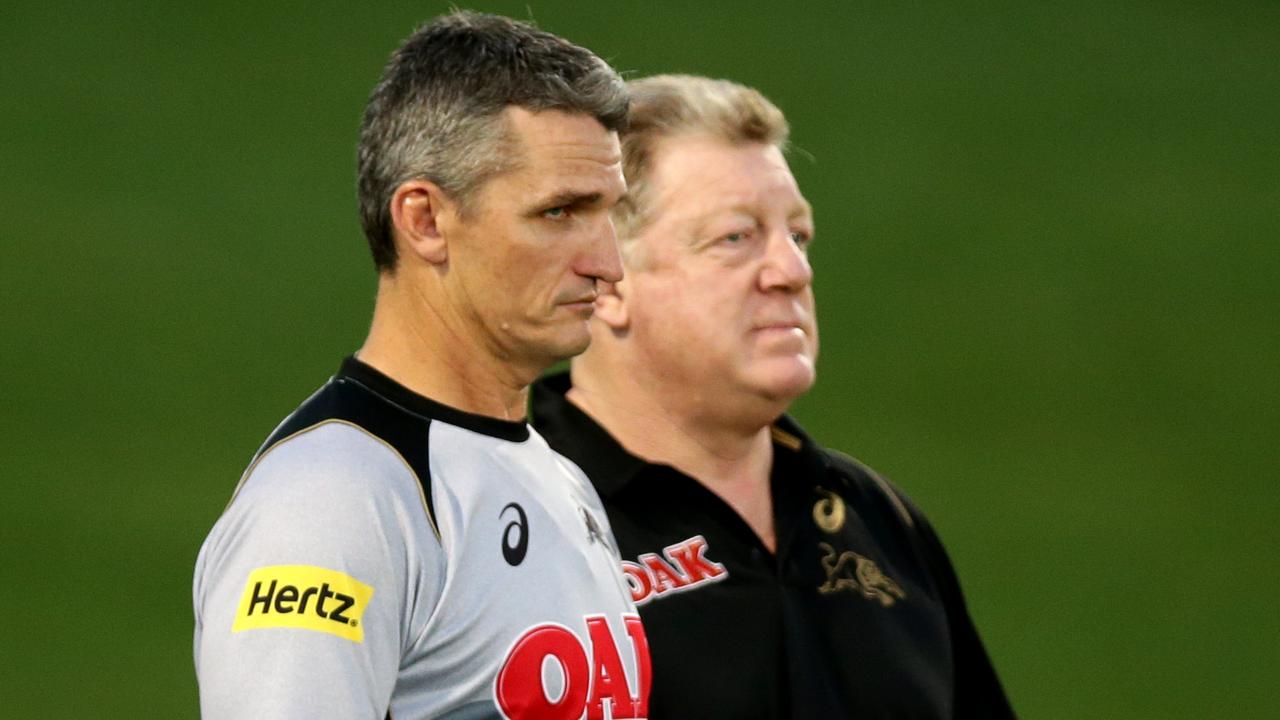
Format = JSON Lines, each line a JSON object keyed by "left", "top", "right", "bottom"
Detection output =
{"left": 3, "top": 1, "right": 1277, "bottom": 716}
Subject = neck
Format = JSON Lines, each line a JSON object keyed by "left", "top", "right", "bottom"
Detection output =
{"left": 569, "top": 349, "right": 784, "bottom": 550}
{"left": 359, "top": 272, "right": 532, "bottom": 421}
{"left": 570, "top": 374, "right": 774, "bottom": 480}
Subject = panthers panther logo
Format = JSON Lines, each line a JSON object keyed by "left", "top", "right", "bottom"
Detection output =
{"left": 817, "top": 542, "right": 906, "bottom": 607}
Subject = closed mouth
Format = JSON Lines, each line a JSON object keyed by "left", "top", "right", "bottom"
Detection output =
{"left": 754, "top": 321, "right": 805, "bottom": 332}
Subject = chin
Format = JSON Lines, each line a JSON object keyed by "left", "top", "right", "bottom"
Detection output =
{"left": 542, "top": 328, "right": 593, "bottom": 364}
{"left": 748, "top": 358, "right": 817, "bottom": 403}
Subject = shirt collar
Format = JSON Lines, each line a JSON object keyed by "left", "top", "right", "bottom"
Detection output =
{"left": 530, "top": 372, "right": 647, "bottom": 497}
{"left": 339, "top": 355, "right": 530, "bottom": 442}
{"left": 530, "top": 371, "right": 830, "bottom": 498}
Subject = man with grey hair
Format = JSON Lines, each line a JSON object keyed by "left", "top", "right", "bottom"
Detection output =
{"left": 532, "top": 74, "right": 1014, "bottom": 717}
{"left": 194, "top": 13, "right": 651, "bottom": 719}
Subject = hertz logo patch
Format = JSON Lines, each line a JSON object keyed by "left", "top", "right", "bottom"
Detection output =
{"left": 232, "top": 565, "right": 374, "bottom": 642}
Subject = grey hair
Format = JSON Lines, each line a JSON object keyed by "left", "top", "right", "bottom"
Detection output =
{"left": 356, "top": 11, "right": 628, "bottom": 271}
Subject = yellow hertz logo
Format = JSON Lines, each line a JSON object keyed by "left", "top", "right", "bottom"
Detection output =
{"left": 232, "top": 566, "right": 374, "bottom": 643}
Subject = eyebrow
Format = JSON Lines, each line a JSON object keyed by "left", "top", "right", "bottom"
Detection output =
{"left": 693, "top": 198, "right": 815, "bottom": 229}
{"left": 787, "top": 199, "right": 815, "bottom": 221}
{"left": 533, "top": 190, "right": 606, "bottom": 210}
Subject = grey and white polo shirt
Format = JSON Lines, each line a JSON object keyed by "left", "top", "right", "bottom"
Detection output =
{"left": 193, "top": 357, "right": 651, "bottom": 719}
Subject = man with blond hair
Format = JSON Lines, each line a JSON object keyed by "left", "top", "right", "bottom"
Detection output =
{"left": 532, "top": 75, "right": 1014, "bottom": 718}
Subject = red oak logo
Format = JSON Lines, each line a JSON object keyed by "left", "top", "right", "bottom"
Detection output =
{"left": 495, "top": 614, "right": 651, "bottom": 720}
{"left": 620, "top": 535, "right": 728, "bottom": 606}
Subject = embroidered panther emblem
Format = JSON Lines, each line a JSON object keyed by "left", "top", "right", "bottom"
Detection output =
{"left": 817, "top": 542, "right": 906, "bottom": 607}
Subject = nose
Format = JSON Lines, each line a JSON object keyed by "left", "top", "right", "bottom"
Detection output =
{"left": 759, "top": 232, "right": 813, "bottom": 292}
{"left": 577, "top": 214, "right": 624, "bottom": 283}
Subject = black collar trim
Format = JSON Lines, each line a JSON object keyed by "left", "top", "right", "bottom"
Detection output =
{"left": 530, "top": 372, "right": 647, "bottom": 496}
{"left": 338, "top": 356, "right": 530, "bottom": 443}
{"left": 530, "top": 371, "right": 828, "bottom": 497}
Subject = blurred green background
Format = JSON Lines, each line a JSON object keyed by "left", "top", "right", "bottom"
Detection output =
{"left": 2, "top": 0, "right": 1277, "bottom": 716}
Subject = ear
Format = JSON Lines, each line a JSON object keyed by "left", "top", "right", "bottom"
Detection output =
{"left": 593, "top": 278, "right": 630, "bottom": 330}
{"left": 390, "top": 180, "right": 452, "bottom": 265}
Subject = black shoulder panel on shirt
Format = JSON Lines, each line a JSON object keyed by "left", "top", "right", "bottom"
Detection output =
{"left": 247, "top": 374, "right": 439, "bottom": 537}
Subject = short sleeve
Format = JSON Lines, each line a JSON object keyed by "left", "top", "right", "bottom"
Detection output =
{"left": 893, "top": 491, "right": 1017, "bottom": 719}
{"left": 193, "top": 422, "right": 441, "bottom": 719}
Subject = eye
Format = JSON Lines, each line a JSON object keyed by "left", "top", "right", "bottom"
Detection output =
{"left": 542, "top": 206, "right": 569, "bottom": 219}
{"left": 789, "top": 230, "right": 813, "bottom": 247}
{"left": 721, "top": 231, "right": 749, "bottom": 244}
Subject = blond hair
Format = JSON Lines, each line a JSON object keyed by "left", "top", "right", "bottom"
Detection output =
{"left": 614, "top": 75, "right": 790, "bottom": 246}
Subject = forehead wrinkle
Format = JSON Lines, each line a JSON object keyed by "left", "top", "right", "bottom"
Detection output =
{"left": 507, "top": 107, "right": 622, "bottom": 165}
{"left": 507, "top": 150, "right": 624, "bottom": 202}
{"left": 527, "top": 144, "right": 623, "bottom": 168}
{"left": 644, "top": 138, "right": 810, "bottom": 242}
{"left": 676, "top": 188, "right": 809, "bottom": 231}
{"left": 660, "top": 154, "right": 799, "bottom": 210}
{"left": 519, "top": 126, "right": 620, "bottom": 160}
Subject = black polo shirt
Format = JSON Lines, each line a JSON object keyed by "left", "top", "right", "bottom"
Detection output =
{"left": 531, "top": 372, "right": 1014, "bottom": 719}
